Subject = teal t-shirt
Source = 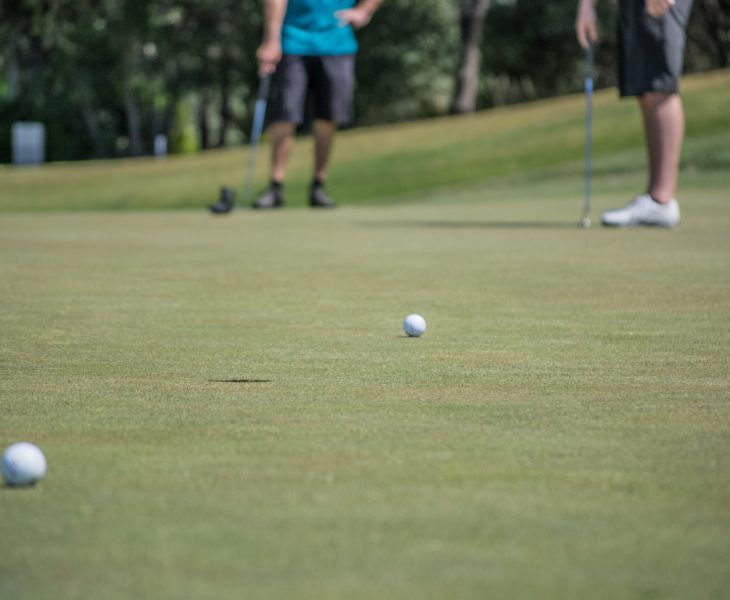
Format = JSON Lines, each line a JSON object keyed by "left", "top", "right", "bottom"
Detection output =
{"left": 282, "top": 0, "right": 358, "bottom": 56}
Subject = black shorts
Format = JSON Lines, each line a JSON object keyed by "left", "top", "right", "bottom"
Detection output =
{"left": 269, "top": 54, "right": 355, "bottom": 126}
{"left": 617, "top": 0, "right": 693, "bottom": 97}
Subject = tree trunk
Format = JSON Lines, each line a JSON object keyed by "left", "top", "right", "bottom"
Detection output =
{"left": 6, "top": 37, "right": 20, "bottom": 100}
{"left": 218, "top": 61, "right": 232, "bottom": 147}
{"left": 198, "top": 88, "right": 212, "bottom": 149}
{"left": 79, "top": 93, "right": 104, "bottom": 158}
{"left": 123, "top": 80, "right": 144, "bottom": 156}
{"left": 452, "top": 0, "right": 490, "bottom": 114}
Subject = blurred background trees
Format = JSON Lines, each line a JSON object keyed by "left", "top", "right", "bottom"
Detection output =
{"left": 0, "top": 0, "right": 727, "bottom": 163}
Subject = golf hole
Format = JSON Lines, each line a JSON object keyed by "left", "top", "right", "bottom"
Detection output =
{"left": 209, "top": 379, "right": 271, "bottom": 384}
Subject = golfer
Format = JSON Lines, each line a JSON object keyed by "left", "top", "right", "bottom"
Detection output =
{"left": 254, "top": 0, "right": 382, "bottom": 209}
{"left": 576, "top": 0, "right": 693, "bottom": 227}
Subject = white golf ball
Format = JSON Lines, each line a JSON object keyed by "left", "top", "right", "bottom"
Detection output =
{"left": 2, "top": 442, "right": 47, "bottom": 487}
{"left": 403, "top": 314, "right": 426, "bottom": 337}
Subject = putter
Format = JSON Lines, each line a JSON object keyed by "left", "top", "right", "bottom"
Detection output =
{"left": 209, "top": 74, "right": 272, "bottom": 214}
{"left": 580, "top": 42, "right": 594, "bottom": 229}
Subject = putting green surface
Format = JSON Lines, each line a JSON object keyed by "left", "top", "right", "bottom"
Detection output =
{"left": 1, "top": 185, "right": 729, "bottom": 598}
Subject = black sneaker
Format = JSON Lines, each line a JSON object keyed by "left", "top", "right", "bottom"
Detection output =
{"left": 209, "top": 186, "right": 235, "bottom": 214}
{"left": 310, "top": 184, "right": 336, "bottom": 208}
{"left": 253, "top": 185, "right": 284, "bottom": 209}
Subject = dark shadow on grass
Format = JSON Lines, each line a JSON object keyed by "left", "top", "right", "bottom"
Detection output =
{"left": 359, "top": 220, "right": 582, "bottom": 230}
{"left": 209, "top": 379, "right": 271, "bottom": 384}
{"left": 2, "top": 483, "right": 39, "bottom": 491}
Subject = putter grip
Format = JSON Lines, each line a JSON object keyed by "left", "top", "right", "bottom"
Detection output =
{"left": 258, "top": 74, "right": 272, "bottom": 101}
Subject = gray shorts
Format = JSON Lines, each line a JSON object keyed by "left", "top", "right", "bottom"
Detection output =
{"left": 617, "top": 0, "right": 693, "bottom": 97}
{"left": 269, "top": 54, "right": 355, "bottom": 126}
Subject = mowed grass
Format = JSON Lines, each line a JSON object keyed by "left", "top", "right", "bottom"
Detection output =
{"left": 1, "top": 185, "right": 729, "bottom": 598}
{"left": 1, "top": 70, "right": 730, "bottom": 599}
{"left": 0, "top": 70, "right": 728, "bottom": 211}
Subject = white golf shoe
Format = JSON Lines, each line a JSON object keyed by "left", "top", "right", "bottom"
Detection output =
{"left": 601, "top": 194, "right": 680, "bottom": 227}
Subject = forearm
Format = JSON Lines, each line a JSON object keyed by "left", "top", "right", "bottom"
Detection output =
{"left": 576, "top": 0, "right": 599, "bottom": 48}
{"left": 337, "top": 0, "right": 382, "bottom": 29}
{"left": 356, "top": 0, "right": 383, "bottom": 15}
{"left": 577, "top": 0, "right": 597, "bottom": 14}
{"left": 263, "top": 0, "right": 287, "bottom": 44}
{"left": 258, "top": 0, "right": 287, "bottom": 74}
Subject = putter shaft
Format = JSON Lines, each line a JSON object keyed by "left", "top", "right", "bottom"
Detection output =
{"left": 583, "top": 43, "right": 594, "bottom": 224}
{"left": 242, "top": 75, "right": 272, "bottom": 201}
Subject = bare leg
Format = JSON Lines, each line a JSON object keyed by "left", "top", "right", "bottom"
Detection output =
{"left": 638, "top": 92, "right": 685, "bottom": 203}
{"left": 269, "top": 121, "right": 296, "bottom": 183}
{"left": 313, "top": 119, "right": 336, "bottom": 182}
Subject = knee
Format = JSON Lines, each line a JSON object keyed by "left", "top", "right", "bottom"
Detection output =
{"left": 639, "top": 91, "right": 676, "bottom": 109}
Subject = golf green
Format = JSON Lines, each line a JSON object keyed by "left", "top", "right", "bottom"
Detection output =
{"left": 1, "top": 185, "right": 728, "bottom": 598}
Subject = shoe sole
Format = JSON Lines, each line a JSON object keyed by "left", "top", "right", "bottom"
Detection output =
{"left": 209, "top": 204, "right": 234, "bottom": 214}
{"left": 601, "top": 221, "right": 678, "bottom": 228}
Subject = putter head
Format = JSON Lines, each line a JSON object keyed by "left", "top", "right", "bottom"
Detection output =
{"left": 209, "top": 186, "right": 236, "bottom": 215}
{"left": 580, "top": 217, "right": 592, "bottom": 229}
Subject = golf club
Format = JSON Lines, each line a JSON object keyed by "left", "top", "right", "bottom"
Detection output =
{"left": 580, "top": 42, "right": 594, "bottom": 229}
{"left": 209, "top": 74, "right": 272, "bottom": 214}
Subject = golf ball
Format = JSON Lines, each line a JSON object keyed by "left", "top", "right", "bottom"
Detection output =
{"left": 403, "top": 314, "right": 426, "bottom": 337}
{"left": 2, "top": 442, "right": 47, "bottom": 487}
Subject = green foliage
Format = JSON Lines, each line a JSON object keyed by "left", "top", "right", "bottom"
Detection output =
{"left": 0, "top": 0, "right": 263, "bottom": 161}
{"left": 479, "top": 0, "right": 729, "bottom": 108}
{"left": 168, "top": 97, "right": 200, "bottom": 154}
{"left": 0, "top": 0, "right": 727, "bottom": 162}
{"left": 356, "top": 0, "right": 459, "bottom": 123}
{"left": 480, "top": 0, "right": 617, "bottom": 107}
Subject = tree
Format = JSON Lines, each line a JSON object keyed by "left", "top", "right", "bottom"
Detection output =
{"left": 452, "top": 0, "right": 491, "bottom": 114}
{"left": 478, "top": 0, "right": 616, "bottom": 108}
{"left": 1, "top": 0, "right": 727, "bottom": 163}
{"left": 686, "top": 0, "right": 730, "bottom": 70}
{"left": 356, "top": 0, "right": 459, "bottom": 123}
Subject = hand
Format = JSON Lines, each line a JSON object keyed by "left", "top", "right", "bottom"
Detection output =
{"left": 645, "top": 0, "right": 675, "bottom": 17}
{"left": 256, "top": 40, "right": 282, "bottom": 76}
{"left": 575, "top": 0, "right": 599, "bottom": 50}
{"left": 334, "top": 7, "right": 373, "bottom": 29}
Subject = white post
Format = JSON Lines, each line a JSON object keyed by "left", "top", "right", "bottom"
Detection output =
{"left": 12, "top": 122, "right": 46, "bottom": 165}
{"left": 154, "top": 134, "right": 168, "bottom": 158}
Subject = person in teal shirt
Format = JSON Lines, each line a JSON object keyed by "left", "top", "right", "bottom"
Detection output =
{"left": 282, "top": 0, "right": 359, "bottom": 56}
{"left": 254, "top": 0, "right": 382, "bottom": 209}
